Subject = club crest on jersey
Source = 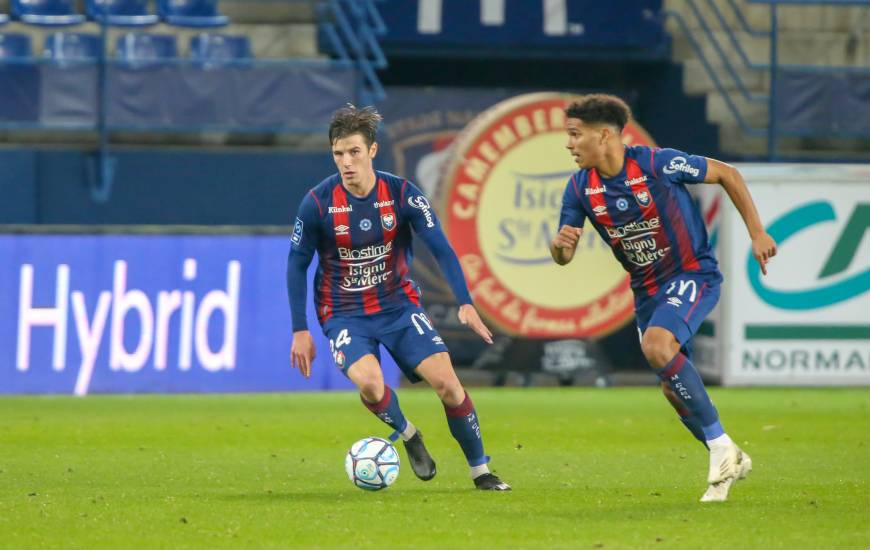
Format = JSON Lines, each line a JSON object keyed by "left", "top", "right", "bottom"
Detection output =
{"left": 634, "top": 189, "right": 651, "bottom": 208}
{"left": 360, "top": 218, "right": 372, "bottom": 231}
{"left": 334, "top": 224, "right": 349, "bottom": 236}
{"left": 291, "top": 217, "right": 303, "bottom": 245}
{"left": 616, "top": 198, "right": 629, "bottom": 211}
{"left": 593, "top": 204, "right": 608, "bottom": 217}
{"left": 381, "top": 213, "right": 395, "bottom": 230}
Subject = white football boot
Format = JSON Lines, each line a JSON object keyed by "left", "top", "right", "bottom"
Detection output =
{"left": 700, "top": 449, "right": 752, "bottom": 503}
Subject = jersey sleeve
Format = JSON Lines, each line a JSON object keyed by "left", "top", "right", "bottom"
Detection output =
{"left": 653, "top": 148, "right": 708, "bottom": 185}
{"left": 558, "top": 174, "right": 587, "bottom": 229}
{"left": 287, "top": 192, "right": 321, "bottom": 332}
{"left": 400, "top": 180, "right": 442, "bottom": 236}
{"left": 290, "top": 192, "right": 322, "bottom": 256}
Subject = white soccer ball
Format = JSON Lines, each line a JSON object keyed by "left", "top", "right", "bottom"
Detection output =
{"left": 345, "top": 436, "right": 400, "bottom": 491}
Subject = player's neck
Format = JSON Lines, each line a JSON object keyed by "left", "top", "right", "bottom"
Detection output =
{"left": 596, "top": 146, "right": 626, "bottom": 179}
{"left": 342, "top": 169, "right": 377, "bottom": 198}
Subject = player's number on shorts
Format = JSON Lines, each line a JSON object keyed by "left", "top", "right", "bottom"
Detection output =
{"left": 329, "top": 329, "right": 352, "bottom": 367}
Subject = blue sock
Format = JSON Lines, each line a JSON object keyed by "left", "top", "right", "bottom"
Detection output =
{"left": 444, "top": 391, "right": 488, "bottom": 467}
{"left": 361, "top": 385, "right": 408, "bottom": 434}
{"left": 661, "top": 383, "right": 709, "bottom": 448}
{"left": 655, "top": 353, "right": 724, "bottom": 441}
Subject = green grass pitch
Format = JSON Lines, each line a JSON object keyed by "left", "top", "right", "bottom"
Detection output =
{"left": 0, "top": 388, "right": 867, "bottom": 549}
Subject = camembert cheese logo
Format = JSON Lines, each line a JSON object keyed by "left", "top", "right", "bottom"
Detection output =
{"left": 440, "top": 93, "right": 655, "bottom": 338}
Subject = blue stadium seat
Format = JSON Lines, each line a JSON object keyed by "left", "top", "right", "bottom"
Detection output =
{"left": 189, "top": 33, "right": 250, "bottom": 63}
{"left": 0, "top": 33, "right": 32, "bottom": 58}
{"left": 0, "top": 13, "right": 9, "bottom": 25}
{"left": 11, "top": 0, "right": 86, "bottom": 26}
{"left": 44, "top": 32, "right": 101, "bottom": 61}
{"left": 157, "top": 0, "right": 228, "bottom": 28}
{"left": 116, "top": 32, "right": 177, "bottom": 63}
{"left": 87, "top": 0, "right": 159, "bottom": 26}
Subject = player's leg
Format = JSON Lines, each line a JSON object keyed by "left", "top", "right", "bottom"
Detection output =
{"left": 642, "top": 274, "right": 751, "bottom": 501}
{"left": 414, "top": 352, "right": 510, "bottom": 491}
{"left": 636, "top": 303, "right": 707, "bottom": 448}
{"left": 323, "top": 320, "right": 417, "bottom": 443}
{"left": 346, "top": 354, "right": 416, "bottom": 441}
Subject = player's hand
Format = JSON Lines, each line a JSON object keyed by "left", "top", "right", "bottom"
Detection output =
{"left": 458, "top": 304, "right": 493, "bottom": 345}
{"left": 290, "top": 330, "right": 316, "bottom": 378}
{"left": 752, "top": 232, "right": 777, "bottom": 276}
{"left": 552, "top": 225, "right": 583, "bottom": 250}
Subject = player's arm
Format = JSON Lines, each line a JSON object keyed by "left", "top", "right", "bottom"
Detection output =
{"left": 551, "top": 176, "right": 586, "bottom": 266}
{"left": 403, "top": 182, "right": 493, "bottom": 344}
{"left": 287, "top": 194, "right": 320, "bottom": 377}
{"left": 704, "top": 158, "right": 777, "bottom": 275}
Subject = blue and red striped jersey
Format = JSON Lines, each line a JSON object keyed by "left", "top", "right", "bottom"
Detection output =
{"left": 290, "top": 170, "right": 457, "bottom": 324}
{"left": 558, "top": 145, "right": 720, "bottom": 297}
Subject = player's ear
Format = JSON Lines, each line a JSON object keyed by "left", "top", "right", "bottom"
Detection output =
{"left": 369, "top": 141, "right": 379, "bottom": 159}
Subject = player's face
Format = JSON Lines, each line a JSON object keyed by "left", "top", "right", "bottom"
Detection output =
{"left": 565, "top": 118, "right": 606, "bottom": 169}
{"left": 332, "top": 133, "right": 378, "bottom": 187}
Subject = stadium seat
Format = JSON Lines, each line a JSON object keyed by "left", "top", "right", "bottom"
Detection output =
{"left": 0, "top": 33, "right": 32, "bottom": 58}
{"left": 86, "top": 0, "right": 159, "bottom": 26}
{"left": 11, "top": 0, "right": 86, "bottom": 26}
{"left": 0, "top": 13, "right": 9, "bottom": 25}
{"left": 157, "top": 0, "right": 228, "bottom": 28}
{"left": 116, "top": 32, "right": 177, "bottom": 63}
{"left": 189, "top": 33, "right": 250, "bottom": 63}
{"left": 44, "top": 32, "right": 101, "bottom": 61}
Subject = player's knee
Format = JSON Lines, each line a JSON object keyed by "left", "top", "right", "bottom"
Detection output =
{"left": 432, "top": 376, "right": 464, "bottom": 407}
{"left": 358, "top": 379, "right": 385, "bottom": 403}
{"left": 641, "top": 330, "right": 678, "bottom": 369}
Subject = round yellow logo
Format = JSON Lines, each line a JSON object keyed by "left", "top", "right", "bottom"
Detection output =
{"left": 441, "top": 92, "right": 656, "bottom": 338}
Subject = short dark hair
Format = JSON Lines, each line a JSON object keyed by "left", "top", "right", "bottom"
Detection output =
{"left": 328, "top": 104, "right": 382, "bottom": 147}
{"left": 565, "top": 94, "right": 632, "bottom": 132}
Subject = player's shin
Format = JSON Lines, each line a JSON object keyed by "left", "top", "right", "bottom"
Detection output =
{"left": 661, "top": 383, "right": 709, "bottom": 449}
{"left": 443, "top": 391, "right": 489, "bottom": 476}
{"left": 653, "top": 353, "right": 724, "bottom": 443}
{"left": 361, "top": 385, "right": 417, "bottom": 441}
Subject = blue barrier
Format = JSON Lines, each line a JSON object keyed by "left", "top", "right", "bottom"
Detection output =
{"left": 0, "top": 59, "right": 359, "bottom": 132}
{"left": 0, "top": 234, "right": 401, "bottom": 395}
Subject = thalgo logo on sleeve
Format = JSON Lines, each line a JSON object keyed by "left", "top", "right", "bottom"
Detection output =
{"left": 15, "top": 259, "right": 240, "bottom": 396}
{"left": 662, "top": 156, "right": 700, "bottom": 177}
{"left": 408, "top": 195, "right": 435, "bottom": 228}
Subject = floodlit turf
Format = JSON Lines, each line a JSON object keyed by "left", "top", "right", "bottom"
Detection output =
{"left": 0, "top": 388, "right": 867, "bottom": 549}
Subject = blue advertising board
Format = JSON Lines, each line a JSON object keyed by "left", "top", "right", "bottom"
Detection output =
{"left": 0, "top": 235, "right": 400, "bottom": 394}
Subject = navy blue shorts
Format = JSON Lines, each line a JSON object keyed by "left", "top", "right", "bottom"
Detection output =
{"left": 321, "top": 305, "right": 448, "bottom": 383}
{"left": 635, "top": 271, "right": 722, "bottom": 355}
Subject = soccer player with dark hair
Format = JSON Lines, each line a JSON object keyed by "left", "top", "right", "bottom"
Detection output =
{"left": 287, "top": 105, "right": 510, "bottom": 491}
{"left": 551, "top": 93, "right": 777, "bottom": 502}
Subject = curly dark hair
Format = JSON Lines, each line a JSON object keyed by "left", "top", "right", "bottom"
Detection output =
{"left": 564, "top": 94, "right": 632, "bottom": 132}
{"left": 328, "top": 104, "right": 382, "bottom": 147}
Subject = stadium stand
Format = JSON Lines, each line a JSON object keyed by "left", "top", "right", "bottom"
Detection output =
{"left": 189, "top": 33, "right": 251, "bottom": 62}
{"left": 665, "top": 0, "right": 870, "bottom": 158}
{"left": 11, "top": 0, "right": 85, "bottom": 26}
{"left": 86, "top": 0, "right": 159, "bottom": 27}
{"left": 157, "top": 0, "right": 228, "bottom": 28}
{"left": 116, "top": 32, "right": 178, "bottom": 63}
{"left": 43, "top": 32, "right": 100, "bottom": 60}
{"left": 0, "top": 32, "right": 31, "bottom": 58}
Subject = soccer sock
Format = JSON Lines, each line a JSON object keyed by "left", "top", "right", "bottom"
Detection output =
{"left": 654, "top": 353, "right": 725, "bottom": 442}
{"left": 443, "top": 391, "right": 488, "bottom": 469}
{"left": 360, "top": 385, "right": 411, "bottom": 437}
{"left": 661, "top": 383, "right": 709, "bottom": 449}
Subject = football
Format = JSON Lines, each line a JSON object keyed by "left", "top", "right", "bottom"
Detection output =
{"left": 345, "top": 436, "right": 400, "bottom": 491}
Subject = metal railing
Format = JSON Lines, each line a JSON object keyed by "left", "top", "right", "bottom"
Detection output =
{"left": 315, "top": 0, "right": 387, "bottom": 104}
{"left": 667, "top": 0, "right": 870, "bottom": 160}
